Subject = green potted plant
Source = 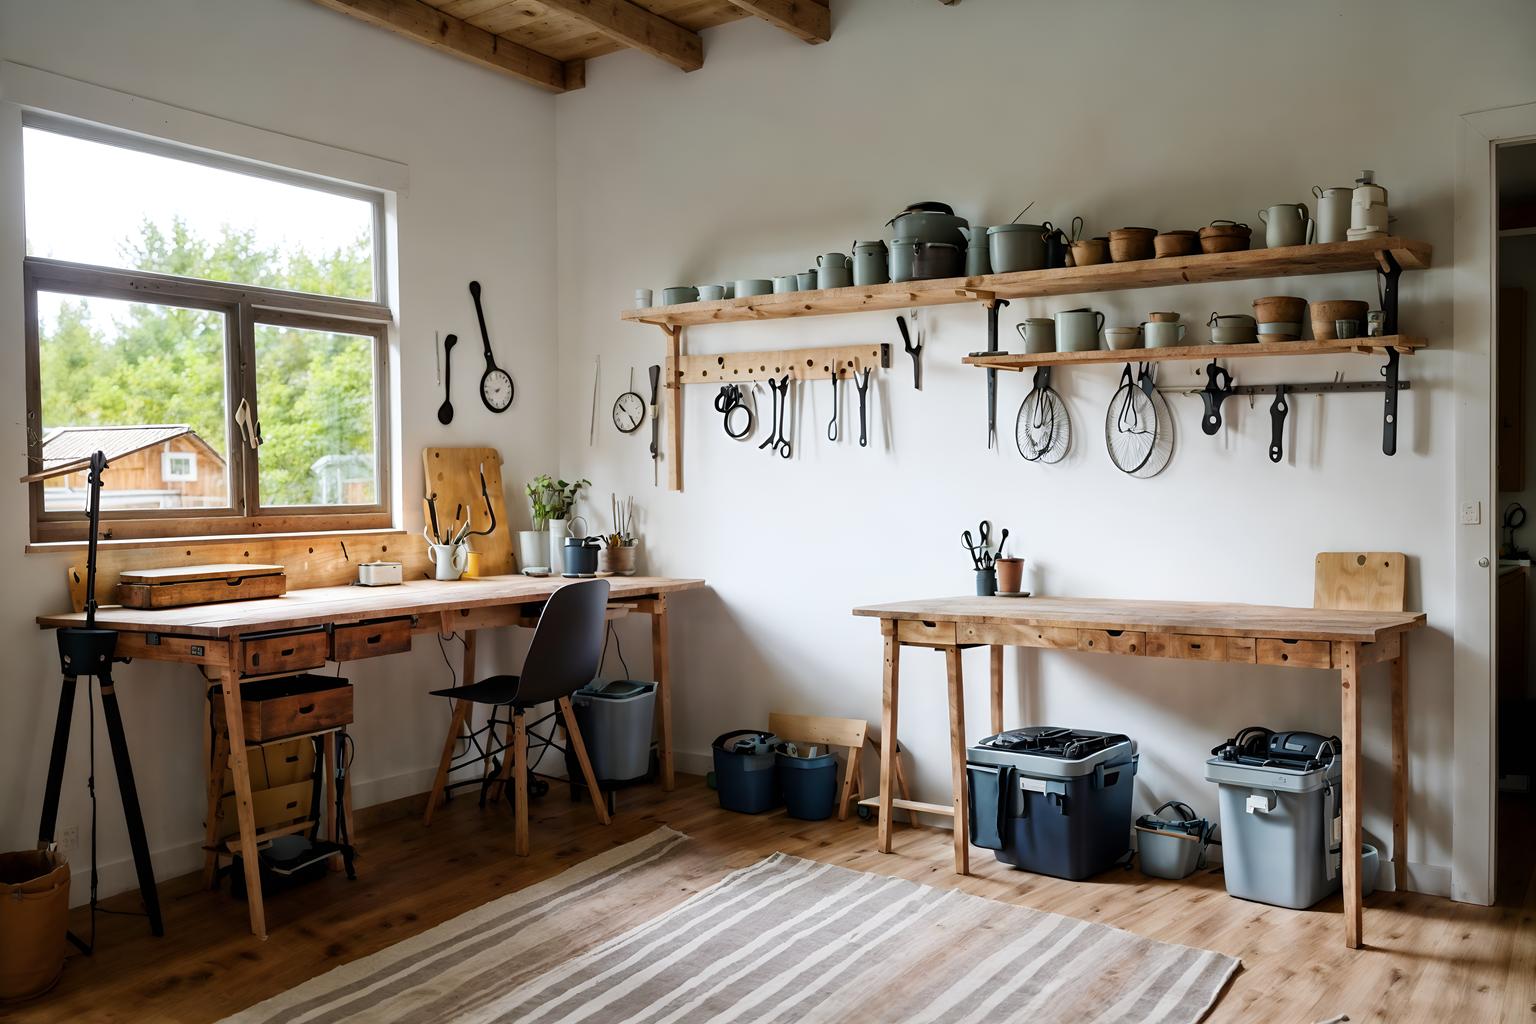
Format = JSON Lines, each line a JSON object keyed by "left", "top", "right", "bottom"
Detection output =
{"left": 522, "top": 475, "right": 589, "bottom": 572}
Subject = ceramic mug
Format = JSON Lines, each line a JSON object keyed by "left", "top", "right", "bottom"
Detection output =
{"left": 796, "top": 272, "right": 818, "bottom": 291}
{"left": 660, "top": 286, "right": 698, "bottom": 305}
{"left": 1313, "top": 185, "right": 1352, "bottom": 244}
{"left": 1055, "top": 308, "right": 1105, "bottom": 352}
{"left": 1259, "top": 204, "right": 1314, "bottom": 248}
{"left": 634, "top": 288, "right": 653, "bottom": 309}
{"left": 697, "top": 284, "right": 725, "bottom": 301}
{"left": 1016, "top": 318, "right": 1056, "bottom": 354}
{"left": 772, "top": 275, "right": 798, "bottom": 294}
{"left": 429, "top": 542, "right": 468, "bottom": 581}
{"left": 1142, "top": 321, "right": 1188, "bottom": 348}
{"left": 1335, "top": 319, "right": 1360, "bottom": 339}
{"left": 734, "top": 279, "right": 773, "bottom": 297}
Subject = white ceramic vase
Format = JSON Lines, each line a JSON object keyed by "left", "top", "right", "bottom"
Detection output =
{"left": 517, "top": 529, "right": 546, "bottom": 571}
{"left": 547, "top": 518, "right": 568, "bottom": 573}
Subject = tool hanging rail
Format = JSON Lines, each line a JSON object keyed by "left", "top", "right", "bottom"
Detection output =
{"left": 674, "top": 342, "right": 890, "bottom": 385}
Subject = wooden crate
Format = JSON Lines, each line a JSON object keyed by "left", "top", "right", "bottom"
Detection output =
{"left": 116, "top": 563, "right": 286, "bottom": 609}
{"left": 217, "top": 675, "right": 354, "bottom": 743}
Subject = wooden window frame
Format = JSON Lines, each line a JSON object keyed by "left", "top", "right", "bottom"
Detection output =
{"left": 25, "top": 258, "right": 395, "bottom": 543}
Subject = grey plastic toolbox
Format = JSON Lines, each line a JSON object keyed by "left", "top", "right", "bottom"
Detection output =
{"left": 1206, "top": 753, "right": 1342, "bottom": 909}
{"left": 569, "top": 679, "right": 656, "bottom": 783}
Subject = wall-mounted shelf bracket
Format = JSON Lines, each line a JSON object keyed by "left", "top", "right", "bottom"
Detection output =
{"left": 1377, "top": 249, "right": 1402, "bottom": 336}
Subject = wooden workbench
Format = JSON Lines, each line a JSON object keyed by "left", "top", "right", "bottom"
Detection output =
{"left": 37, "top": 574, "right": 705, "bottom": 940}
{"left": 853, "top": 595, "right": 1426, "bottom": 950}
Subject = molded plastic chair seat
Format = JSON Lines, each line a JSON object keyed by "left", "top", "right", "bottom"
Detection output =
{"left": 427, "top": 674, "right": 537, "bottom": 708}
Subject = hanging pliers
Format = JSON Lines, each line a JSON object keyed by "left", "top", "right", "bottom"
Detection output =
{"left": 898, "top": 314, "right": 922, "bottom": 390}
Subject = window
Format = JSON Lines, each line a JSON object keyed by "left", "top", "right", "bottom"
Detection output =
{"left": 22, "top": 117, "right": 393, "bottom": 542}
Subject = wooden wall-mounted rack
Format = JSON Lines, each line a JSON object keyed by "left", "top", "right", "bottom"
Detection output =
{"left": 678, "top": 342, "right": 889, "bottom": 384}
{"left": 626, "top": 238, "right": 1434, "bottom": 490}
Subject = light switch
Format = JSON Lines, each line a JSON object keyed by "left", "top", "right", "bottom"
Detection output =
{"left": 1460, "top": 500, "right": 1482, "bottom": 526}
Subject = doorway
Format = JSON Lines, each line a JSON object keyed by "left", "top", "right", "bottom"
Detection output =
{"left": 1494, "top": 139, "right": 1536, "bottom": 905}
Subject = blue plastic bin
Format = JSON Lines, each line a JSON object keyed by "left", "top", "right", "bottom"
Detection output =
{"left": 775, "top": 750, "right": 838, "bottom": 821}
{"left": 711, "top": 731, "right": 780, "bottom": 814}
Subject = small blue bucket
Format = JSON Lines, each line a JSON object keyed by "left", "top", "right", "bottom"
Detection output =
{"left": 711, "top": 731, "right": 780, "bottom": 814}
{"left": 775, "top": 750, "right": 838, "bottom": 821}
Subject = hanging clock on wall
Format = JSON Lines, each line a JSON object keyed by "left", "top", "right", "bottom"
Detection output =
{"left": 613, "top": 390, "right": 645, "bottom": 433}
{"left": 469, "top": 280, "right": 514, "bottom": 413}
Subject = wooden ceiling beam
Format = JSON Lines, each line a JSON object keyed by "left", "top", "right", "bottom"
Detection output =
{"left": 724, "top": 0, "right": 829, "bottom": 44}
{"left": 535, "top": 0, "right": 704, "bottom": 72}
{"left": 309, "top": 0, "right": 577, "bottom": 92}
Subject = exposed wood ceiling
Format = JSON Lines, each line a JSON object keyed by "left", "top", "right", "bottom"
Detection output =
{"left": 309, "top": 0, "right": 830, "bottom": 93}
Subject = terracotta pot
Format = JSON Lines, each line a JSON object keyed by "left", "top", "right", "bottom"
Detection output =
{"left": 1253, "top": 295, "right": 1308, "bottom": 324}
{"left": 1198, "top": 220, "right": 1252, "bottom": 254}
{"left": 1069, "top": 238, "right": 1108, "bottom": 266}
{"left": 1310, "top": 299, "right": 1368, "bottom": 340}
{"left": 1147, "top": 311, "right": 1180, "bottom": 323}
{"left": 1108, "top": 227, "right": 1157, "bottom": 262}
{"left": 1153, "top": 230, "right": 1200, "bottom": 258}
{"left": 995, "top": 558, "right": 1025, "bottom": 594}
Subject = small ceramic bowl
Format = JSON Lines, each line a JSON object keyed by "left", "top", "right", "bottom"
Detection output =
{"left": 1104, "top": 327, "right": 1144, "bottom": 350}
{"left": 1258, "top": 321, "right": 1302, "bottom": 341}
{"left": 734, "top": 279, "right": 774, "bottom": 298}
{"left": 660, "top": 286, "right": 699, "bottom": 305}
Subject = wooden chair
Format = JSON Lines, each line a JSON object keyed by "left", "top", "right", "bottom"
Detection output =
{"left": 1314, "top": 552, "right": 1409, "bottom": 890}
{"left": 767, "top": 712, "right": 913, "bottom": 823}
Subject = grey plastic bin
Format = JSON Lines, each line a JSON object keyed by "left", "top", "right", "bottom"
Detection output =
{"left": 569, "top": 679, "right": 657, "bottom": 783}
{"left": 1205, "top": 754, "right": 1341, "bottom": 909}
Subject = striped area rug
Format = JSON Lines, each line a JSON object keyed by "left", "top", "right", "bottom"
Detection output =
{"left": 221, "top": 827, "right": 1237, "bottom": 1024}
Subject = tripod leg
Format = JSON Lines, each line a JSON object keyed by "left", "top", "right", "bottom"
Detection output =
{"left": 38, "top": 675, "right": 79, "bottom": 845}
{"left": 97, "top": 670, "right": 164, "bottom": 937}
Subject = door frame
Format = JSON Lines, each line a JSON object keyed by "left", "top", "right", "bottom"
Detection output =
{"left": 1453, "top": 101, "right": 1536, "bottom": 907}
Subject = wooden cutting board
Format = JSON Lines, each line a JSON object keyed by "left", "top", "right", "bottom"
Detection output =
{"left": 421, "top": 447, "right": 514, "bottom": 575}
{"left": 116, "top": 563, "right": 287, "bottom": 609}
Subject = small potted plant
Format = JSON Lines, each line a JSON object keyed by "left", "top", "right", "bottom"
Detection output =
{"left": 523, "top": 474, "right": 589, "bottom": 571}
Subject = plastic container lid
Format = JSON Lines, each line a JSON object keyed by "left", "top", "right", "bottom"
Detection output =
{"left": 580, "top": 679, "right": 654, "bottom": 700}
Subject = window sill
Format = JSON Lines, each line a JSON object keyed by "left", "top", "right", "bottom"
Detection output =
{"left": 25, "top": 526, "right": 407, "bottom": 555}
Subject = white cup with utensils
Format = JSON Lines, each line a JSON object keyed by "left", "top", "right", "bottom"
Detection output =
{"left": 429, "top": 542, "right": 468, "bottom": 581}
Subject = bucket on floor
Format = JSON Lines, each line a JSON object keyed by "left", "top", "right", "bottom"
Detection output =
{"left": 712, "top": 731, "right": 781, "bottom": 814}
{"left": 1134, "top": 800, "right": 1214, "bottom": 880}
{"left": 0, "top": 848, "right": 70, "bottom": 1000}
{"left": 1206, "top": 726, "right": 1343, "bottom": 909}
{"left": 966, "top": 727, "right": 1139, "bottom": 880}
{"left": 569, "top": 679, "right": 657, "bottom": 783}
{"left": 775, "top": 748, "right": 838, "bottom": 821}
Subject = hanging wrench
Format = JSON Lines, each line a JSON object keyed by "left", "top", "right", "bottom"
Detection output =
{"left": 854, "top": 367, "right": 871, "bottom": 448}
{"left": 1268, "top": 384, "right": 1289, "bottom": 463}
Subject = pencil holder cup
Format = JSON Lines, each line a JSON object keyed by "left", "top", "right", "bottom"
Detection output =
{"left": 429, "top": 542, "right": 468, "bottom": 581}
{"left": 598, "top": 544, "right": 638, "bottom": 576}
{"left": 975, "top": 568, "right": 998, "bottom": 597}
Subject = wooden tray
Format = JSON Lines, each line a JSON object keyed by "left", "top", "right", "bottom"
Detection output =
{"left": 116, "top": 563, "right": 286, "bottom": 609}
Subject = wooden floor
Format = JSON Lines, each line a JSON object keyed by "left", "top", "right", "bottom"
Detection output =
{"left": 7, "top": 778, "right": 1534, "bottom": 1024}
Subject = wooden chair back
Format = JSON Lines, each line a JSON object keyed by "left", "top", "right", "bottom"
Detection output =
{"left": 1314, "top": 552, "right": 1407, "bottom": 612}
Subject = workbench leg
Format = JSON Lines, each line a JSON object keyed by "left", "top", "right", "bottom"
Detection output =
{"left": 424, "top": 630, "right": 477, "bottom": 825}
{"left": 946, "top": 646, "right": 970, "bottom": 876}
{"left": 877, "top": 629, "right": 900, "bottom": 854}
{"left": 324, "top": 733, "right": 341, "bottom": 871}
{"left": 217, "top": 665, "right": 266, "bottom": 940}
{"left": 1339, "top": 641, "right": 1363, "bottom": 949}
{"left": 650, "top": 595, "right": 675, "bottom": 790}
{"left": 203, "top": 710, "right": 230, "bottom": 888}
{"left": 513, "top": 711, "right": 529, "bottom": 856}
{"left": 1390, "top": 641, "right": 1409, "bottom": 892}
{"left": 989, "top": 645, "right": 1004, "bottom": 736}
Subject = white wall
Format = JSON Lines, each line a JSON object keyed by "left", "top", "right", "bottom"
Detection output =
{"left": 555, "top": 0, "right": 1536, "bottom": 895}
{"left": 0, "top": 0, "right": 559, "bottom": 901}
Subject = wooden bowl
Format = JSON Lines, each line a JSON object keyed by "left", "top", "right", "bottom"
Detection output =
{"left": 1070, "top": 238, "right": 1108, "bottom": 266}
{"left": 1153, "top": 231, "right": 1200, "bottom": 258}
{"left": 1253, "top": 295, "right": 1308, "bottom": 324}
{"left": 1109, "top": 227, "right": 1157, "bottom": 263}
{"left": 1310, "top": 299, "right": 1368, "bottom": 340}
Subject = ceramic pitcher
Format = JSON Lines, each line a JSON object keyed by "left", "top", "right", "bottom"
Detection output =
{"left": 1259, "top": 204, "right": 1314, "bottom": 248}
{"left": 429, "top": 542, "right": 468, "bottom": 581}
{"left": 1055, "top": 308, "right": 1105, "bottom": 352}
{"left": 1312, "top": 186, "right": 1351, "bottom": 244}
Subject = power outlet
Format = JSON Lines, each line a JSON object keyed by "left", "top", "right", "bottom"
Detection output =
{"left": 58, "top": 825, "right": 79, "bottom": 857}
{"left": 1460, "top": 500, "right": 1482, "bottom": 526}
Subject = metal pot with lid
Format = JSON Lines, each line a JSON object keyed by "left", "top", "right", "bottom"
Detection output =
{"left": 887, "top": 201, "right": 968, "bottom": 248}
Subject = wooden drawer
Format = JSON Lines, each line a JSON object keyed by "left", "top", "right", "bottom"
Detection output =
{"left": 331, "top": 618, "right": 412, "bottom": 662}
{"left": 222, "top": 675, "right": 353, "bottom": 742}
{"left": 233, "top": 737, "right": 315, "bottom": 789}
{"left": 1078, "top": 629, "right": 1146, "bottom": 656}
{"left": 219, "top": 779, "right": 314, "bottom": 838}
{"left": 896, "top": 619, "right": 957, "bottom": 646}
{"left": 960, "top": 622, "right": 1079, "bottom": 649}
{"left": 1256, "top": 638, "right": 1334, "bottom": 669}
{"left": 240, "top": 629, "right": 328, "bottom": 676}
{"left": 1145, "top": 633, "right": 1256, "bottom": 663}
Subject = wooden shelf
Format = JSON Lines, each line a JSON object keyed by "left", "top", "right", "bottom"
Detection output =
{"left": 963, "top": 336, "right": 1425, "bottom": 372}
{"left": 621, "top": 237, "right": 1432, "bottom": 329}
